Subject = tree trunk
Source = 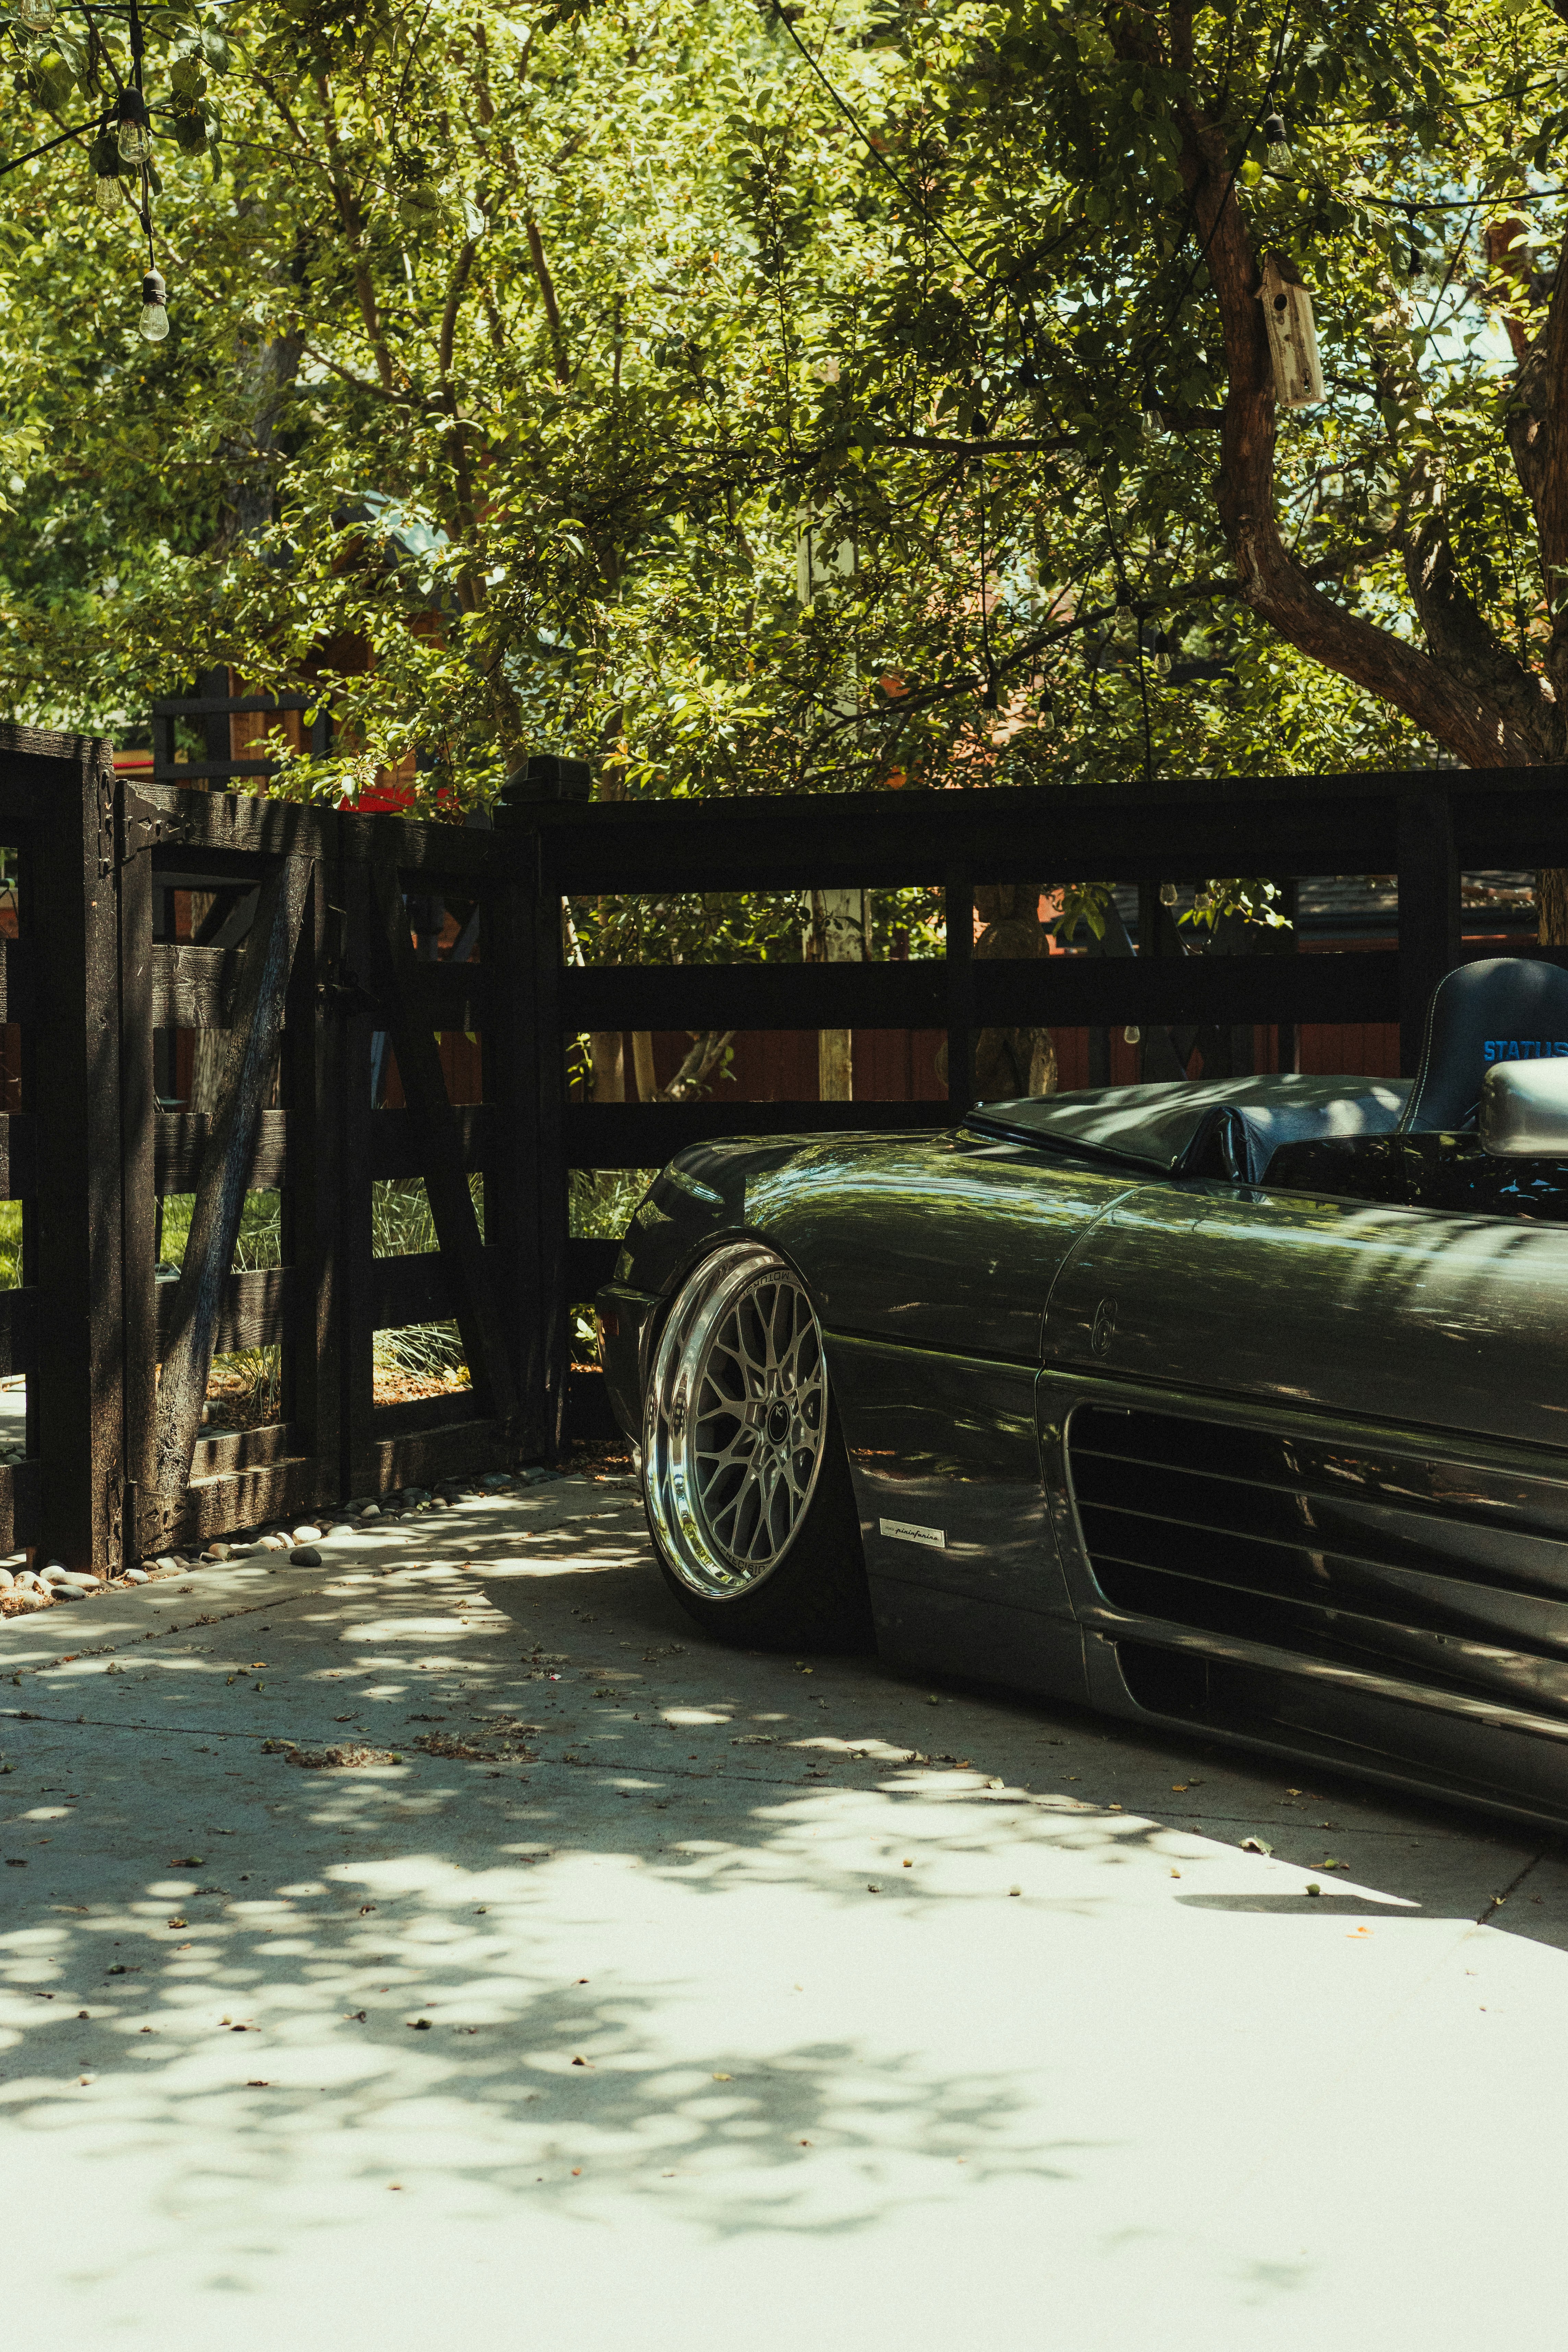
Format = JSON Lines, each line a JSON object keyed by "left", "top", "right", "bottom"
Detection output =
{"left": 804, "top": 888, "right": 866, "bottom": 1103}
{"left": 1540, "top": 871, "right": 1568, "bottom": 947}
{"left": 973, "top": 884, "right": 1057, "bottom": 1101}
{"left": 590, "top": 1032, "right": 625, "bottom": 1103}
{"left": 630, "top": 1030, "right": 657, "bottom": 1101}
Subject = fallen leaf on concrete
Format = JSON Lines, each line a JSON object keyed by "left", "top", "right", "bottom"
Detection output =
{"left": 1240, "top": 1837, "right": 1274, "bottom": 1856}
{"left": 281, "top": 1744, "right": 400, "bottom": 1769}
{"left": 413, "top": 1730, "right": 537, "bottom": 1763}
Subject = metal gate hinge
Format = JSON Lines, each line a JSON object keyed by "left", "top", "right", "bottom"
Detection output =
{"left": 117, "top": 784, "right": 173, "bottom": 864}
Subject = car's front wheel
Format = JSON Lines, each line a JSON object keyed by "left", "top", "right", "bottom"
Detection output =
{"left": 642, "top": 1242, "right": 873, "bottom": 1650}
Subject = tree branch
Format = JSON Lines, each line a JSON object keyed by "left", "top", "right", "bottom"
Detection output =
{"left": 1176, "top": 85, "right": 1548, "bottom": 767}
{"left": 525, "top": 216, "right": 569, "bottom": 386}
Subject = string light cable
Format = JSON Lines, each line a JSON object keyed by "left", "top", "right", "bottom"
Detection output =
{"left": 0, "top": 0, "right": 208, "bottom": 340}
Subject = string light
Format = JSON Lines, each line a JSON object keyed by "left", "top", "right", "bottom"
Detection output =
{"left": 89, "top": 130, "right": 121, "bottom": 213}
{"left": 116, "top": 87, "right": 152, "bottom": 166}
{"left": 1263, "top": 111, "right": 1293, "bottom": 172}
{"left": 139, "top": 267, "right": 168, "bottom": 342}
{"left": 14, "top": 0, "right": 55, "bottom": 28}
{"left": 1159, "top": 882, "right": 1178, "bottom": 907}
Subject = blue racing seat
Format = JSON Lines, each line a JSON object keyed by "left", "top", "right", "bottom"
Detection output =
{"left": 1399, "top": 956, "right": 1568, "bottom": 1133}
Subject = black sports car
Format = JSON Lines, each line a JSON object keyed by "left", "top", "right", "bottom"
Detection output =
{"left": 597, "top": 956, "right": 1568, "bottom": 1828}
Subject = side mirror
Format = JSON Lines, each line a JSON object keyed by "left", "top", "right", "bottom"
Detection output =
{"left": 1479, "top": 1060, "right": 1568, "bottom": 1156}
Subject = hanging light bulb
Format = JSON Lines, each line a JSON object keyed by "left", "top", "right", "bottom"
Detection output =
{"left": 1159, "top": 881, "right": 1178, "bottom": 907}
{"left": 1123, "top": 1026, "right": 1142, "bottom": 1046}
{"left": 1263, "top": 111, "right": 1292, "bottom": 172}
{"left": 89, "top": 131, "right": 122, "bottom": 215}
{"left": 15, "top": 0, "right": 55, "bottom": 29}
{"left": 116, "top": 89, "right": 153, "bottom": 167}
{"left": 139, "top": 268, "right": 169, "bottom": 343}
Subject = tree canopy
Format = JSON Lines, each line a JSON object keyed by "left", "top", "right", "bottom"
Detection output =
{"left": 0, "top": 0, "right": 1561, "bottom": 832}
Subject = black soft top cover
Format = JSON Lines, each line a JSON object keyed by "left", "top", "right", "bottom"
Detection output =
{"left": 966, "top": 1073, "right": 1411, "bottom": 1183}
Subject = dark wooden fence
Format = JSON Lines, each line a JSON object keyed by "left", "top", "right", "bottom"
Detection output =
{"left": 3, "top": 725, "right": 1567, "bottom": 1571}
{"left": 533, "top": 764, "right": 1568, "bottom": 1374}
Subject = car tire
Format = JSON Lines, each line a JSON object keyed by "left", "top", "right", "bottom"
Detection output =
{"left": 642, "top": 1241, "right": 873, "bottom": 1652}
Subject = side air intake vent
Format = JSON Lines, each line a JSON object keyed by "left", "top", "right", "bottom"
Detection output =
{"left": 1067, "top": 1402, "right": 1568, "bottom": 1719}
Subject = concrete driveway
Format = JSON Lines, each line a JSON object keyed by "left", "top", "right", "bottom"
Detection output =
{"left": 3, "top": 1474, "right": 1566, "bottom": 2350}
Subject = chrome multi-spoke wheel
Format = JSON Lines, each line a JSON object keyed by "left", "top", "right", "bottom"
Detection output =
{"left": 644, "top": 1243, "right": 828, "bottom": 1602}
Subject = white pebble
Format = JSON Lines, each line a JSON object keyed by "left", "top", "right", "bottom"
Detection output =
{"left": 257, "top": 1535, "right": 289, "bottom": 1553}
{"left": 291, "top": 1525, "right": 323, "bottom": 1543}
{"left": 359, "top": 1504, "right": 381, "bottom": 1519}
{"left": 122, "top": 1568, "right": 150, "bottom": 1584}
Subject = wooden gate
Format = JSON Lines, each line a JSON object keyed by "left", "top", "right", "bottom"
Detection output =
{"left": 119, "top": 775, "right": 553, "bottom": 1558}
{"left": 0, "top": 725, "right": 560, "bottom": 1572}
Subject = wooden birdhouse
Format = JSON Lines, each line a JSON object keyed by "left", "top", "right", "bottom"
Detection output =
{"left": 1257, "top": 250, "right": 1325, "bottom": 408}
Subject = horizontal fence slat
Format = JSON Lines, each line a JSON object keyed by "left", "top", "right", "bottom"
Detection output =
{"left": 560, "top": 952, "right": 1402, "bottom": 1032}
{"left": 566, "top": 1101, "right": 951, "bottom": 1168}
{"left": 414, "top": 962, "right": 487, "bottom": 1027}
{"left": 153, "top": 695, "right": 314, "bottom": 718}
{"left": 567, "top": 1237, "right": 623, "bottom": 1294}
{"left": 180, "top": 1457, "right": 329, "bottom": 1542}
{"left": 370, "top": 1106, "right": 489, "bottom": 1180}
{"left": 153, "top": 759, "right": 277, "bottom": 782}
{"left": 371, "top": 1243, "right": 505, "bottom": 1327}
{"left": 965, "top": 952, "right": 1401, "bottom": 1026}
{"left": 564, "top": 963, "right": 946, "bottom": 1030}
{"left": 191, "top": 1421, "right": 300, "bottom": 1477}
{"left": 510, "top": 765, "right": 1568, "bottom": 895}
{"left": 152, "top": 943, "right": 247, "bottom": 1028}
{"left": 371, "top": 1390, "right": 484, "bottom": 1439}
{"left": 0, "top": 1458, "right": 40, "bottom": 1552}
{"left": 155, "top": 1110, "right": 289, "bottom": 1196}
{"left": 156, "top": 1265, "right": 293, "bottom": 1354}
{"left": 0, "top": 939, "right": 32, "bottom": 1024}
{"left": 352, "top": 1416, "right": 508, "bottom": 1492}
{"left": 0, "top": 1116, "right": 37, "bottom": 1200}
{"left": 0, "top": 1287, "right": 38, "bottom": 1375}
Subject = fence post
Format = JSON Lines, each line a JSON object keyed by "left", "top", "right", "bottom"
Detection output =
{"left": 944, "top": 865, "right": 975, "bottom": 1113}
{"left": 533, "top": 830, "right": 568, "bottom": 1459}
{"left": 117, "top": 777, "right": 157, "bottom": 1564}
{"left": 30, "top": 735, "right": 124, "bottom": 1573}
{"left": 494, "top": 780, "right": 569, "bottom": 1462}
{"left": 1397, "top": 790, "right": 1459, "bottom": 1076}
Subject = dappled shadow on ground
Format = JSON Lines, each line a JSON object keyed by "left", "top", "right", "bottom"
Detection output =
{"left": 1, "top": 1491, "right": 1566, "bottom": 2283}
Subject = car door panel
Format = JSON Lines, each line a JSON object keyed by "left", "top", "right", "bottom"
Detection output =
{"left": 829, "top": 1333, "right": 1075, "bottom": 1618}
{"left": 1043, "top": 1179, "right": 1568, "bottom": 1451}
